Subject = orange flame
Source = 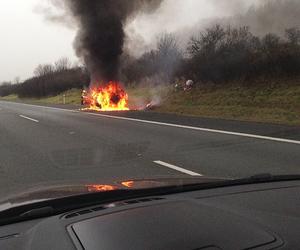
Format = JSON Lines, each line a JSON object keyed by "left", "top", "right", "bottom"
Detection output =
{"left": 84, "top": 81, "right": 129, "bottom": 111}
{"left": 86, "top": 184, "right": 117, "bottom": 192}
{"left": 121, "top": 181, "right": 135, "bottom": 188}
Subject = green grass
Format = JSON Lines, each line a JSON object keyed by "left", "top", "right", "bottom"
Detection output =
{"left": 152, "top": 83, "right": 300, "bottom": 125}
{"left": 39, "top": 89, "right": 82, "bottom": 105}
{"left": 1, "top": 82, "right": 299, "bottom": 125}
{"left": 0, "top": 89, "right": 82, "bottom": 105}
{"left": 1, "top": 94, "right": 18, "bottom": 101}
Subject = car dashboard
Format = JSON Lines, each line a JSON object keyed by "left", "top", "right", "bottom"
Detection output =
{"left": 1, "top": 180, "right": 300, "bottom": 250}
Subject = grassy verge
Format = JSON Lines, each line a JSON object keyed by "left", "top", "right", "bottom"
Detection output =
{"left": 0, "top": 89, "right": 82, "bottom": 105}
{"left": 153, "top": 83, "right": 300, "bottom": 126}
{"left": 1, "top": 83, "right": 299, "bottom": 125}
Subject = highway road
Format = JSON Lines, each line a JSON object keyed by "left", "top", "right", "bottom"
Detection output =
{"left": 0, "top": 100, "right": 300, "bottom": 198}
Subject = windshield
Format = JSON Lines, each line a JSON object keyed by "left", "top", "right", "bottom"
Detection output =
{"left": 0, "top": 0, "right": 299, "bottom": 204}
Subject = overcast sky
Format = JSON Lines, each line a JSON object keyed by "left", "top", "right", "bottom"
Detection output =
{"left": 0, "top": 0, "right": 260, "bottom": 83}
{"left": 128, "top": 0, "right": 257, "bottom": 43}
{"left": 0, "top": 0, "right": 76, "bottom": 82}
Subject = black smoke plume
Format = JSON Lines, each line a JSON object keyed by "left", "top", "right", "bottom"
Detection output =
{"left": 51, "top": 0, "right": 162, "bottom": 82}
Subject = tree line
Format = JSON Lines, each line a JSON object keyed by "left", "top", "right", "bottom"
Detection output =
{"left": 1, "top": 25, "right": 300, "bottom": 98}
{"left": 0, "top": 58, "right": 89, "bottom": 98}
{"left": 122, "top": 25, "right": 300, "bottom": 85}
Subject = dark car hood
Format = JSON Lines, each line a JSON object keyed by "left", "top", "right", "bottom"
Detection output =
{"left": 0, "top": 177, "right": 224, "bottom": 211}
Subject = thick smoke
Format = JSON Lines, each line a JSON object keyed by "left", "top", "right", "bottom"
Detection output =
{"left": 229, "top": 0, "right": 300, "bottom": 36}
{"left": 43, "top": 0, "right": 300, "bottom": 80}
{"left": 49, "top": 0, "right": 162, "bottom": 82}
{"left": 126, "top": 0, "right": 300, "bottom": 55}
{"left": 125, "top": 0, "right": 260, "bottom": 55}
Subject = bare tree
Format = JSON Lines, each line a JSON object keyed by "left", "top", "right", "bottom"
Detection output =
{"left": 0, "top": 81, "right": 11, "bottom": 86}
{"left": 156, "top": 33, "right": 182, "bottom": 81}
{"left": 34, "top": 64, "right": 55, "bottom": 77}
{"left": 157, "top": 33, "right": 180, "bottom": 56}
{"left": 261, "top": 33, "right": 281, "bottom": 51}
{"left": 13, "top": 77, "right": 20, "bottom": 85}
{"left": 54, "top": 57, "right": 72, "bottom": 72}
{"left": 285, "top": 27, "right": 300, "bottom": 45}
{"left": 188, "top": 25, "right": 226, "bottom": 56}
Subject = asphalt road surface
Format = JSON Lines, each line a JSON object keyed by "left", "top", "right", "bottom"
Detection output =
{"left": 0, "top": 100, "right": 300, "bottom": 198}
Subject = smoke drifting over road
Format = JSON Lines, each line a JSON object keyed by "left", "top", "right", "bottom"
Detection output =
{"left": 47, "top": 0, "right": 162, "bottom": 82}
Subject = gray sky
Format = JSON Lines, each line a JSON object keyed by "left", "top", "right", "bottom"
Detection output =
{"left": 125, "top": 0, "right": 260, "bottom": 56}
{"left": 0, "top": 0, "right": 76, "bottom": 82}
{"left": 127, "top": 0, "right": 257, "bottom": 43}
{"left": 0, "top": 0, "right": 260, "bottom": 82}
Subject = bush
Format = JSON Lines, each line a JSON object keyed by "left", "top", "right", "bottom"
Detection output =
{"left": 17, "top": 67, "right": 89, "bottom": 98}
{"left": 0, "top": 66, "right": 89, "bottom": 98}
{"left": 121, "top": 33, "right": 183, "bottom": 84}
{"left": 122, "top": 25, "right": 300, "bottom": 86}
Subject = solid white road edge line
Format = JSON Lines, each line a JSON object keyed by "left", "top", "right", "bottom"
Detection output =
{"left": 154, "top": 160, "right": 203, "bottom": 176}
{"left": 86, "top": 112, "right": 300, "bottom": 145}
{"left": 19, "top": 115, "right": 39, "bottom": 123}
{"left": 2, "top": 101, "right": 300, "bottom": 145}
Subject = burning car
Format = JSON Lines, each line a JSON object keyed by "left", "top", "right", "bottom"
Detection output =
{"left": 82, "top": 81, "right": 129, "bottom": 111}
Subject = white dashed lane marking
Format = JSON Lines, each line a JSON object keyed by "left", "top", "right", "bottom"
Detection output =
{"left": 2, "top": 101, "right": 299, "bottom": 145}
{"left": 19, "top": 115, "right": 39, "bottom": 123}
{"left": 154, "top": 160, "right": 203, "bottom": 176}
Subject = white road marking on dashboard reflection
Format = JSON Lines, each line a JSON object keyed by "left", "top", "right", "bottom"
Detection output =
{"left": 19, "top": 115, "right": 39, "bottom": 123}
{"left": 154, "top": 160, "right": 203, "bottom": 176}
